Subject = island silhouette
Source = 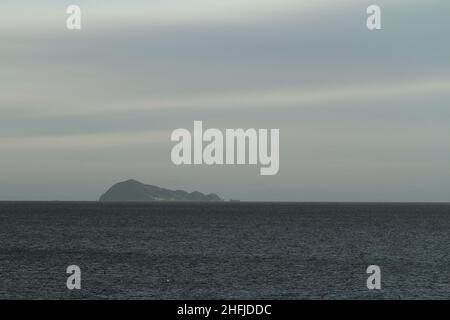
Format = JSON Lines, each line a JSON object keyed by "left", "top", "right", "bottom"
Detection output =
{"left": 99, "top": 179, "right": 223, "bottom": 202}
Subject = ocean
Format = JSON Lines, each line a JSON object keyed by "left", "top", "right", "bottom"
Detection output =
{"left": 0, "top": 202, "right": 448, "bottom": 299}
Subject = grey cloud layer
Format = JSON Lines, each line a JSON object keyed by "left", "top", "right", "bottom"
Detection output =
{"left": 1, "top": 0, "right": 449, "bottom": 200}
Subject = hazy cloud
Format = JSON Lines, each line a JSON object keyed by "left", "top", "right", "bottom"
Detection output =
{"left": 1, "top": 0, "right": 449, "bottom": 200}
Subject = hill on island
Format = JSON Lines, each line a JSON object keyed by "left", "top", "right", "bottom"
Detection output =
{"left": 99, "top": 179, "right": 223, "bottom": 202}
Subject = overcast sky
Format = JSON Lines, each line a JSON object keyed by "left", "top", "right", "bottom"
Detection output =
{"left": 1, "top": 0, "right": 449, "bottom": 201}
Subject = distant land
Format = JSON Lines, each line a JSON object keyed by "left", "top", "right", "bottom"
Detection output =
{"left": 99, "top": 179, "right": 223, "bottom": 202}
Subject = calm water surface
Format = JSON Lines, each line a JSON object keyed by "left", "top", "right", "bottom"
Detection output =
{"left": 0, "top": 202, "right": 448, "bottom": 299}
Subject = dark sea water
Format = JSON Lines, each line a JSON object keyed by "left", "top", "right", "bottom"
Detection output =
{"left": 0, "top": 202, "right": 448, "bottom": 300}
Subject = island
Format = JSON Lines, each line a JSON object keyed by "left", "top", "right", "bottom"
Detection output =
{"left": 99, "top": 179, "right": 223, "bottom": 202}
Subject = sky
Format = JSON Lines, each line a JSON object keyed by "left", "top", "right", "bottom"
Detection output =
{"left": 1, "top": 0, "right": 449, "bottom": 201}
